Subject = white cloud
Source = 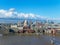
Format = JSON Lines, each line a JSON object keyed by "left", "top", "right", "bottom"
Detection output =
{"left": 0, "top": 8, "right": 47, "bottom": 19}
{"left": 0, "top": 8, "right": 59, "bottom": 20}
{"left": 0, "top": 9, "right": 6, "bottom": 14}
{"left": 0, "top": 8, "right": 49, "bottom": 19}
{"left": 0, "top": 8, "right": 48, "bottom": 19}
{"left": 9, "top": 8, "right": 15, "bottom": 11}
{"left": 0, "top": 8, "right": 16, "bottom": 18}
{"left": 17, "top": 13, "right": 37, "bottom": 19}
{"left": 29, "top": 13, "right": 35, "bottom": 18}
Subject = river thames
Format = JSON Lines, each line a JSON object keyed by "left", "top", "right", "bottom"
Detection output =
{"left": 0, "top": 33, "right": 60, "bottom": 45}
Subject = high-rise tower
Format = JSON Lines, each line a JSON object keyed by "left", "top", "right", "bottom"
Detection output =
{"left": 23, "top": 20, "right": 28, "bottom": 27}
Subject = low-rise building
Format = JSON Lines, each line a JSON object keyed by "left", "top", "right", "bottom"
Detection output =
{"left": 11, "top": 25, "right": 17, "bottom": 28}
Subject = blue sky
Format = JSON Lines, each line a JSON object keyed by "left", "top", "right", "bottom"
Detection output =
{"left": 0, "top": 0, "right": 60, "bottom": 19}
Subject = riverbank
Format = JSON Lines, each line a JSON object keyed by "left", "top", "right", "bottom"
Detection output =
{"left": 0, "top": 33, "right": 51, "bottom": 45}
{"left": 2, "top": 32, "right": 60, "bottom": 36}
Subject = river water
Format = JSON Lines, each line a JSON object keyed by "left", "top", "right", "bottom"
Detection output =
{"left": 0, "top": 33, "right": 60, "bottom": 45}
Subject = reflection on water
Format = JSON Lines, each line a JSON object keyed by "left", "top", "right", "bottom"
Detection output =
{"left": 0, "top": 33, "right": 51, "bottom": 45}
{"left": 44, "top": 33, "right": 60, "bottom": 45}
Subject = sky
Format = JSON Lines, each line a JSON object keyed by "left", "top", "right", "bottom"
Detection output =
{"left": 0, "top": 0, "right": 60, "bottom": 20}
